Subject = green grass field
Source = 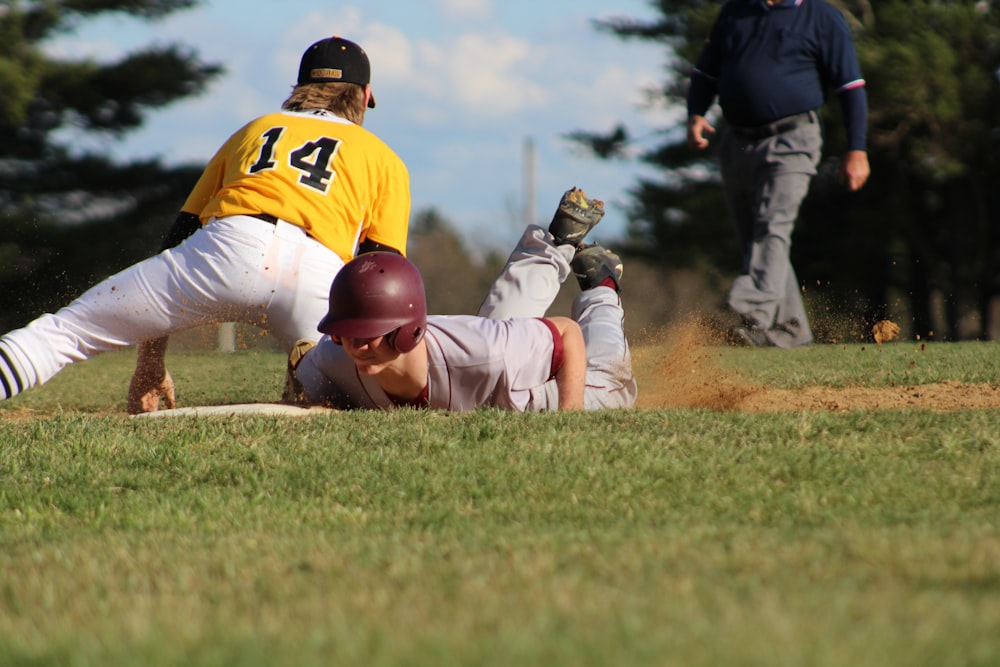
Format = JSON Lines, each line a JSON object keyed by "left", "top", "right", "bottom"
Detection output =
{"left": 1, "top": 342, "right": 999, "bottom": 666}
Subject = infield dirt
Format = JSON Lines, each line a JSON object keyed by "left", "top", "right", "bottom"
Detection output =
{"left": 632, "top": 320, "right": 1000, "bottom": 413}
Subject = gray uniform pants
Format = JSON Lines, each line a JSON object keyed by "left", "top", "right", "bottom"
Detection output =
{"left": 477, "top": 225, "right": 637, "bottom": 410}
{"left": 719, "top": 115, "right": 822, "bottom": 348}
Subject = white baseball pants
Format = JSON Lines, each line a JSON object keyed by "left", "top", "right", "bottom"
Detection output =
{"left": 0, "top": 215, "right": 342, "bottom": 399}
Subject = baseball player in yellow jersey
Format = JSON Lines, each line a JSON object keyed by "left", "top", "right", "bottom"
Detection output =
{"left": 0, "top": 35, "right": 410, "bottom": 413}
{"left": 182, "top": 102, "right": 408, "bottom": 262}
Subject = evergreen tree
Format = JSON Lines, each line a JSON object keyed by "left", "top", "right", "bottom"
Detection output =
{"left": 0, "top": 0, "right": 222, "bottom": 329}
{"left": 572, "top": 2, "right": 731, "bottom": 271}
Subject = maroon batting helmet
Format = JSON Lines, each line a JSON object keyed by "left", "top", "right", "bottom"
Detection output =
{"left": 318, "top": 252, "right": 427, "bottom": 352}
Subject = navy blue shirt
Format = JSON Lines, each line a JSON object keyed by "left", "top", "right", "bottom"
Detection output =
{"left": 687, "top": 0, "right": 867, "bottom": 149}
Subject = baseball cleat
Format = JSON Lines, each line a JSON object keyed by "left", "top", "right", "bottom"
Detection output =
{"left": 571, "top": 243, "right": 623, "bottom": 291}
{"left": 548, "top": 187, "right": 605, "bottom": 247}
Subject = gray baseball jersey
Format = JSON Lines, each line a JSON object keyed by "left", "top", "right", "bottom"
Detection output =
{"left": 296, "top": 315, "right": 561, "bottom": 411}
{"left": 296, "top": 224, "right": 638, "bottom": 412}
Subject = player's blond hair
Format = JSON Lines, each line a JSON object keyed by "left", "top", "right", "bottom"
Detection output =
{"left": 281, "top": 83, "right": 367, "bottom": 125}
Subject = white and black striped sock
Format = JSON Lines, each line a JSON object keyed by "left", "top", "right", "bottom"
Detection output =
{"left": 0, "top": 340, "right": 26, "bottom": 400}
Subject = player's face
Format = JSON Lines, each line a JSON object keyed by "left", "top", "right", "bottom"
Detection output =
{"left": 339, "top": 334, "right": 401, "bottom": 375}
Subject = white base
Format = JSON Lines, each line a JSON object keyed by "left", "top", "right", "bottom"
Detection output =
{"left": 131, "top": 403, "right": 335, "bottom": 418}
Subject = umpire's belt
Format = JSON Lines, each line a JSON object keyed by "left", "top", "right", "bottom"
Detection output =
{"left": 729, "top": 111, "right": 816, "bottom": 141}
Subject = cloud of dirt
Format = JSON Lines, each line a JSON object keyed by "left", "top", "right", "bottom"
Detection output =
{"left": 630, "top": 317, "right": 760, "bottom": 410}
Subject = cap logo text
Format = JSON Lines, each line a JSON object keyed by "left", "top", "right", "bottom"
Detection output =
{"left": 310, "top": 67, "right": 343, "bottom": 80}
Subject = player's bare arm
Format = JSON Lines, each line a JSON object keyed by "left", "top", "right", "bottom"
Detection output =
{"left": 124, "top": 210, "right": 200, "bottom": 413}
{"left": 547, "top": 316, "right": 586, "bottom": 411}
{"left": 127, "top": 336, "right": 176, "bottom": 414}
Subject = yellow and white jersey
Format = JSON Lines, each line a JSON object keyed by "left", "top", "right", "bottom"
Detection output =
{"left": 182, "top": 109, "right": 410, "bottom": 261}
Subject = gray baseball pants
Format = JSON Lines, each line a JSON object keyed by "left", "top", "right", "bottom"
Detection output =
{"left": 719, "top": 115, "right": 822, "bottom": 348}
{"left": 477, "top": 225, "right": 637, "bottom": 410}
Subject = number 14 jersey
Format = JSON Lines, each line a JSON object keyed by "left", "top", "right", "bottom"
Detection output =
{"left": 182, "top": 109, "right": 411, "bottom": 262}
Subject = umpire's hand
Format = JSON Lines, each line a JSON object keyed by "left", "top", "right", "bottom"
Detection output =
{"left": 687, "top": 115, "right": 716, "bottom": 150}
{"left": 839, "top": 150, "right": 871, "bottom": 192}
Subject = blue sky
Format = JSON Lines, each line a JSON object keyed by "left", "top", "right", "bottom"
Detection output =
{"left": 50, "top": 0, "right": 680, "bottom": 250}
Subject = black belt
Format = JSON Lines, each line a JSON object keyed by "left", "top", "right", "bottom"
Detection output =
{"left": 248, "top": 212, "right": 316, "bottom": 240}
{"left": 730, "top": 112, "right": 815, "bottom": 141}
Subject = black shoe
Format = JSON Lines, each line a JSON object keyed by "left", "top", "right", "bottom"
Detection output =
{"left": 548, "top": 187, "right": 605, "bottom": 247}
{"left": 571, "top": 244, "right": 623, "bottom": 291}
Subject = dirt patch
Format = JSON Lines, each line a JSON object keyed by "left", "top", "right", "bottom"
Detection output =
{"left": 631, "top": 320, "right": 1000, "bottom": 412}
{"left": 732, "top": 380, "right": 1000, "bottom": 412}
{"left": 632, "top": 320, "right": 757, "bottom": 410}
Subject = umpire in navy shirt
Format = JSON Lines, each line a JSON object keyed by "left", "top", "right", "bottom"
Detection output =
{"left": 686, "top": 0, "right": 870, "bottom": 348}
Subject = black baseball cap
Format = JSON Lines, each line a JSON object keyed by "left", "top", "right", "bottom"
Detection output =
{"left": 298, "top": 36, "right": 376, "bottom": 108}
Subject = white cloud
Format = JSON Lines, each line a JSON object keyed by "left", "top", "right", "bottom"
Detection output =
{"left": 362, "top": 23, "right": 416, "bottom": 85}
{"left": 428, "top": 0, "right": 494, "bottom": 21}
{"left": 41, "top": 0, "right": 669, "bottom": 248}
{"left": 446, "top": 32, "right": 547, "bottom": 113}
{"left": 382, "top": 31, "right": 546, "bottom": 119}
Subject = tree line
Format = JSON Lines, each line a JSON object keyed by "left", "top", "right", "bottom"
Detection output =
{"left": 0, "top": 0, "right": 218, "bottom": 329}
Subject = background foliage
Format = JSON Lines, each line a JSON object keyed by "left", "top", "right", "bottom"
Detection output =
{"left": 2, "top": 1, "right": 1000, "bottom": 345}
{"left": 0, "top": 0, "right": 218, "bottom": 329}
{"left": 575, "top": 0, "right": 1000, "bottom": 342}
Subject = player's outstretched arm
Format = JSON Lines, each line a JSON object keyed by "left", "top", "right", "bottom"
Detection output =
{"left": 127, "top": 336, "right": 176, "bottom": 414}
{"left": 122, "top": 210, "right": 199, "bottom": 413}
{"left": 547, "top": 316, "right": 586, "bottom": 411}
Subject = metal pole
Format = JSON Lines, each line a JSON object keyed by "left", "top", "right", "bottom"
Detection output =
{"left": 524, "top": 136, "right": 535, "bottom": 228}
